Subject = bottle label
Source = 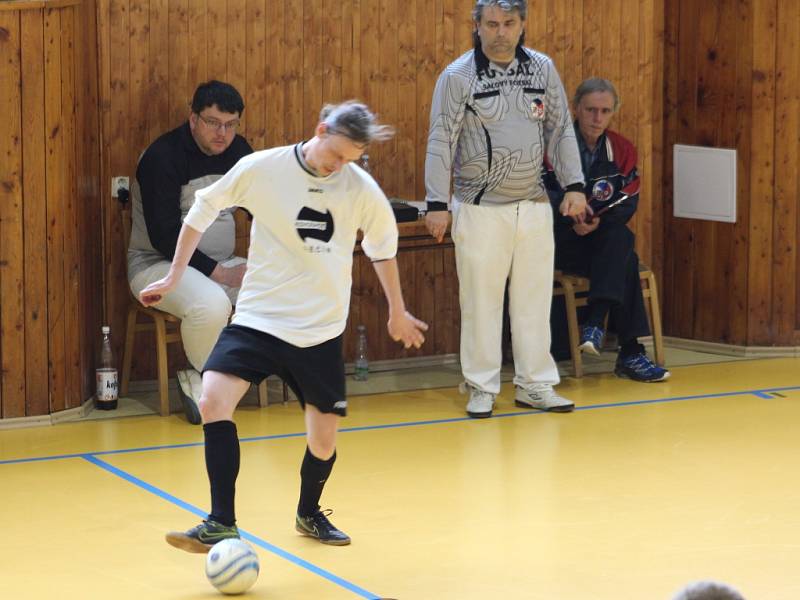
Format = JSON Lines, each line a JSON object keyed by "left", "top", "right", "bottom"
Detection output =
{"left": 96, "top": 369, "right": 119, "bottom": 402}
{"left": 353, "top": 362, "right": 369, "bottom": 381}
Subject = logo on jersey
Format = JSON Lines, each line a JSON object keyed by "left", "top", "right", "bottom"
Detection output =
{"left": 591, "top": 179, "right": 614, "bottom": 203}
{"left": 530, "top": 97, "right": 545, "bottom": 120}
{"left": 295, "top": 207, "right": 334, "bottom": 243}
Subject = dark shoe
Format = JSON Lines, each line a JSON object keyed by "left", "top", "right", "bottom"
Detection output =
{"left": 165, "top": 519, "right": 239, "bottom": 554}
{"left": 579, "top": 326, "right": 605, "bottom": 355}
{"left": 295, "top": 509, "right": 351, "bottom": 546}
{"left": 615, "top": 353, "right": 670, "bottom": 382}
{"left": 176, "top": 369, "right": 202, "bottom": 425}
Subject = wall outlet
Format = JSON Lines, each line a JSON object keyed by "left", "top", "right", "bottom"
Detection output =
{"left": 111, "top": 176, "right": 129, "bottom": 198}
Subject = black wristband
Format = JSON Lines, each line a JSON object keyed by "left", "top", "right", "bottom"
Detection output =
{"left": 565, "top": 182, "right": 584, "bottom": 193}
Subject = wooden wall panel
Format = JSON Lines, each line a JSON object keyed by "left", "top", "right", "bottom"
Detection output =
{"left": 378, "top": 0, "right": 398, "bottom": 196}
{"left": 691, "top": 0, "right": 720, "bottom": 343}
{"left": 20, "top": 10, "right": 51, "bottom": 417}
{"left": 187, "top": 0, "right": 207, "bottom": 94}
{"left": 264, "top": 0, "right": 285, "bottom": 149}
{"left": 0, "top": 11, "right": 26, "bottom": 418}
{"left": 775, "top": 1, "right": 800, "bottom": 342}
{"left": 226, "top": 0, "right": 246, "bottom": 123}
{"left": 74, "top": 0, "right": 103, "bottom": 410}
{"left": 97, "top": 0, "right": 665, "bottom": 380}
{"left": 748, "top": 0, "right": 777, "bottom": 344}
{"left": 7, "top": 0, "right": 799, "bottom": 418}
{"left": 150, "top": 0, "right": 170, "bottom": 141}
{"left": 244, "top": 0, "right": 266, "bottom": 151}
{"left": 61, "top": 7, "right": 83, "bottom": 411}
{"left": 729, "top": 0, "right": 753, "bottom": 346}
{"left": 0, "top": 0, "right": 102, "bottom": 419}
{"left": 129, "top": 0, "right": 148, "bottom": 162}
{"left": 44, "top": 7, "right": 67, "bottom": 412}
{"left": 663, "top": 0, "right": 800, "bottom": 346}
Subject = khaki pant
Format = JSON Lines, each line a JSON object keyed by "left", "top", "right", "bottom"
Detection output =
{"left": 452, "top": 201, "right": 559, "bottom": 394}
{"left": 129, "top": 256, "right": 245, "bottom": 371}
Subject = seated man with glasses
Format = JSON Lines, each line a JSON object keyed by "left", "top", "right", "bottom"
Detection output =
{"left": 127, "top": 80, "right": 253, "bottom": 423}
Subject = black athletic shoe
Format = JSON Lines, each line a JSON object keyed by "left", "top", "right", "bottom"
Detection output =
{"left": 165, "top": 519, "right": 239, "bottom": 554}
{"left": 295, "top": 509, "right": 351, "bottom": 546}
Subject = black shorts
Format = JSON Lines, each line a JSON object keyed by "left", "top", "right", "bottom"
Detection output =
{"left": 203, "top": 324, "right": 347, "bottom": 416}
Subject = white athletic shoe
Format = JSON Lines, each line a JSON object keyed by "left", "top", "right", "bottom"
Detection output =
{"left": 460, "top": 382, "right": 495, "bottom": 419}
{"left": 514, "top": 385, "right": 574, "bottom": 413}
{"left": 176, "top": 369, "right": 202, "bottom": 425}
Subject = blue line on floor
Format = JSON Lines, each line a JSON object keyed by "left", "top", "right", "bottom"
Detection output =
{"left": 82, "top": 455, "right": 382, "bottom": 600}
{"left": 2, "top": 384, "right": 798, "bottom": 466}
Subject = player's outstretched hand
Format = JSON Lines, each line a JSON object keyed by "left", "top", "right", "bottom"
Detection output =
{"left": 387, "top": 310, "right": 428, "bottom": 349}
{"left": 138, "top": 276, "right": 177, "bottom": 307}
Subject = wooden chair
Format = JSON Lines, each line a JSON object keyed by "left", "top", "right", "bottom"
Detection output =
{"left": 553, "top": 264, "right": 665, "bottom": 378}
{"left": 119, "top": 200, "right": 268, "bottom": 416}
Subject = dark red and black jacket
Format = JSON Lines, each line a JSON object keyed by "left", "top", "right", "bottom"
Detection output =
{"left": 544, "top": 124, "right": 640, "bottom": 229}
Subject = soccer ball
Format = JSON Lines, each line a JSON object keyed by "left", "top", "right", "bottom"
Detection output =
{"left": 205, "top": 538, "right": 259, "bottom": 595}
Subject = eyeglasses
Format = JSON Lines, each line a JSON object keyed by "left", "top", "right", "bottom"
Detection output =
{"left": 196, "top": 114, "right": 240, "bottom": 132}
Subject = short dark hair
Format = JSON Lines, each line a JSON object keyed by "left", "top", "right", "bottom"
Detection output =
{"left": 191, "top": 80, "right": 245, "bottom": 116}
{"left": 672, "top": 581, "right": 746, "bottom": 600}
{"left": 473, "top": 0, "right": 527, "bottom": 21}
{"left": 472, "top": 0, "right": 527, "bottom": 50}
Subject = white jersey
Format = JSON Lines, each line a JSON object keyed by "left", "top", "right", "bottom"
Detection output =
{"left": 185, "top": 143, "right": 398, "bottom": 347}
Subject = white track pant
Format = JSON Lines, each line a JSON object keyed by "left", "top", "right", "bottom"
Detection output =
{"left": 452, "top": 200, "right": 559, "bottom": 394}
{"left": 129, "top": 257, "right": 245, "bottom": 371}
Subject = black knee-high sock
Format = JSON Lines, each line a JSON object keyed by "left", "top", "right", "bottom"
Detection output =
{"left": 204, "top": 420, "right": 240, "bottom": 526}
{"left": 587, "top": 299, "right": 612, "bottom": 328}
{"left": 297, "top": 447, "right": 336, "bottom": 517}
{"left": 619, "top": 338, "right": 645, "bottom": 359}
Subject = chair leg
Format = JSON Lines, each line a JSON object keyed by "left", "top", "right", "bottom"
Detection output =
{"left": 562, "top": 279, "right": 583, "bottom": 378}
{"left": 263, "top": 377, "right": 290, "bottom": 405}
{"left": 120, "top": 305, "right": 138, "bottom": 396}
{"left": 644, "top": 272, "right": 665, "bottom": 366}
{"left": 154, "top": 315, "right": 171, "bottom": 417}
{"left": 257, "top": 380, "right": 268, "bottom": 408}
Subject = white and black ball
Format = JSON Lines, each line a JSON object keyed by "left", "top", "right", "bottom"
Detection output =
{"left": 205, "top": 538, "right": 259, "bottom": 595}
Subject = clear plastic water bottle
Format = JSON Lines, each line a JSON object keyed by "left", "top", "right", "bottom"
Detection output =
{"left": 96, "top": 325, "right": 118, "bottom": 410}
{"left": 353, "top": 325, "right": 369, "bottom": 381}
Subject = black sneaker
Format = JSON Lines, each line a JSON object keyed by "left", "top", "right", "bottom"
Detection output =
{"left": 165, "top": 519, "right": 239, "bottom": 554}
{"left": 295, "top": 509, "right": 351, "bottom": 546}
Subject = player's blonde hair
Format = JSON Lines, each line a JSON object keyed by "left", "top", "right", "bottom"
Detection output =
{"left": 319, "top": 101, "right": 395, "bottom": 146}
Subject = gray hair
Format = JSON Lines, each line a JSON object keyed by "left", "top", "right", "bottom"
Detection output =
{"left": 473, "top": 0, "right": 527, "bottom": 21}
{"left": 573, "top": 78, "right": 620, "bottom": 111}
{"left": 672, "top": 581, "right": 746, "bottom": 600}
{"left": 319, "top": 101, "right": 394, "bottom": 146}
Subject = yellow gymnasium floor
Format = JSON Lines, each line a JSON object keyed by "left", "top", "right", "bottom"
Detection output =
{"left": 2, "top": 357, "right": 799, "bottom": 599}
